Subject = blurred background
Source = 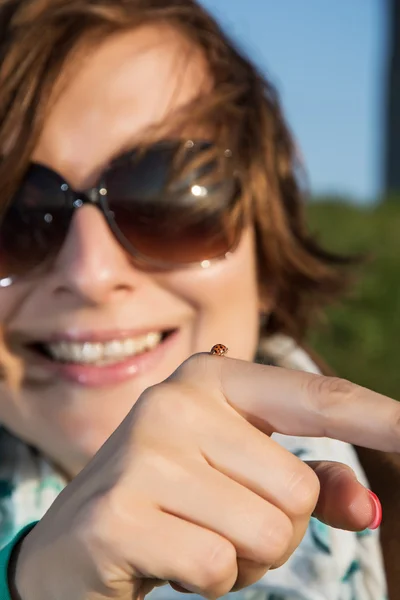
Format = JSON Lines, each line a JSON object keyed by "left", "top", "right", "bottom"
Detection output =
{"left": 201, "top": 0, "right": 400, "bottom": 398}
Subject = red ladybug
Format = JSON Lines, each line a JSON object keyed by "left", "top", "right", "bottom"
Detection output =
{"left": 210, "top": 344, "right": 228, "bottom": 356}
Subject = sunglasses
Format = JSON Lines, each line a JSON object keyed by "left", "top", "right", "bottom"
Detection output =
{"left": 0, "top": 140, "right": 242, "bottom": 287}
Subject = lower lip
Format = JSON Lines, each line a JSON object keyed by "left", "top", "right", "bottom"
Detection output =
{"left": 31, "top": 331, "right": 179, "bottom": 387}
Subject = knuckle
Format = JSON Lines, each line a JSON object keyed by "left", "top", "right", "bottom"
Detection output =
{"left": 174, "top": 352, "right": 214, "bottom": 382}
{"left": 134, "top": 383, "right": 169, "bottom": 417}
{"left": 306, "top": 375, "right": 359, "bottom": 415}
{"left": 134, "top": 382, "right": 199, "bottom": 430}
{"left": 252, "top": 511, "right": 293, "bottom": 565}
{"left": 287, "top": 464, "right": 321, "bottom": 517}
{"left": 141, "top": 450, "right": 194, "bottom": 498}
{"left": 194, "top": 538, "right": 237, "bottom": 592}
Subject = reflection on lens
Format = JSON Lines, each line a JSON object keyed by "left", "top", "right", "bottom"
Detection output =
{"left": 104, "top": 140, "right": 242, "bottom": 267}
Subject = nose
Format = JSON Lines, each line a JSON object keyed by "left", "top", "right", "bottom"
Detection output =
{"left": 51, "top": 205, "right": 141, "bottom": 305}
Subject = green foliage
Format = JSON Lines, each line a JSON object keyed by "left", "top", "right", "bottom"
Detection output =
{"left": 306, "top": 197, "right": 400, "bottom": 399}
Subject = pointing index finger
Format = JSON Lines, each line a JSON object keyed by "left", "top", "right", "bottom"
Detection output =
{"left": 177, "top": 354, "right": 400, "bottom": 453}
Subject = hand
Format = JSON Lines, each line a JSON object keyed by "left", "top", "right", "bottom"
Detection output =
{"left": 13, "top": 354, "right": 399, "bottom": 600}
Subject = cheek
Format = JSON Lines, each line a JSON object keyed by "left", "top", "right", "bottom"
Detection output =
{"left": 160, "top": 229, "right": 261, "bottom": 361}
{"left": 0, "top": 280, "right": 37, "bottom": 324}
{"left": 0, "top": 289, "right": 24, "bottom": 322}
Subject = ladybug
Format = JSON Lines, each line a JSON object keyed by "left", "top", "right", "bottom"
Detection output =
{"left": 210, "top": 344, "right": 228, "bottom": 356}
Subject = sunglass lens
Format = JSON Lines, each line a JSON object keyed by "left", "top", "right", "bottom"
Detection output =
{"left": 104, "top": 142, "right": 241, "bottom": 267}
{"left": 0, "top": 165, "right": 73, "bottom": 280}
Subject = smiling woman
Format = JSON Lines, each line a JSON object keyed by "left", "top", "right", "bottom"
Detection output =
{"left": 0, "top": 1, "right": 395, "bottom": 600}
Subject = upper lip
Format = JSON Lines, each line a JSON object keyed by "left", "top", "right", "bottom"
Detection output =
{"left": 7, "top": 326, "right": 177, "bottom": 347}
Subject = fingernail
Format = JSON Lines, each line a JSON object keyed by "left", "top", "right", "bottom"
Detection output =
{"left": 368, "top": 490, "right": 382, "bottom": 530}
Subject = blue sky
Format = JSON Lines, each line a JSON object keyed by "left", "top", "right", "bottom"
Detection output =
{"left": 200, "top": 0, "right": 387, "bottom": 203}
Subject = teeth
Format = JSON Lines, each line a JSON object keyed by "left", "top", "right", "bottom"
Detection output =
{"left": 45, "top": 332, "right": 162, "bottom": 365}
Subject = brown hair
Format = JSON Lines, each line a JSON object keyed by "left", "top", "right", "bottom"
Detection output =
{"left": 0, "top": 0, "right": 352, "bottom": 342}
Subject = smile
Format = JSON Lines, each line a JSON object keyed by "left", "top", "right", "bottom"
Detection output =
{"left": 20, "top": 329, "right": 179, "bottom": 387}
{"left": 35, "top": 332, "right": 165, "bottom": 366}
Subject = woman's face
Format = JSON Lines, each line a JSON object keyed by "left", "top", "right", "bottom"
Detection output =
{"left": 0, "top": 25, "right": 264, "bottom": 476}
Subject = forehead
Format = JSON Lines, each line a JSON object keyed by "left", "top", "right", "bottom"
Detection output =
{"left": 32, "top": 24, "right": 211, "bottom": 186}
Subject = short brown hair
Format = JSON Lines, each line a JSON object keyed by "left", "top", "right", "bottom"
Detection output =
{"left": 0, "top": 0, "right": 351, "bottom": 342}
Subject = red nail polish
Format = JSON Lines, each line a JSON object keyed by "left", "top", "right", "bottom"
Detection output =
{"left": 368, "top": 491, "right": 382, "bottom": 530}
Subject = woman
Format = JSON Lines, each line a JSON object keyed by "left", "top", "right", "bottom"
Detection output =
{"left": 0, "top": 1, "right": 397, "bottom": 598}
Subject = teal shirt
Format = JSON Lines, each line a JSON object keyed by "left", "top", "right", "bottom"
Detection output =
{"left": 0, "top": 524, "right": 37, "bottom": 600}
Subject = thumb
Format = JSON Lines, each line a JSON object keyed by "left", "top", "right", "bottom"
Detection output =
{"left": 306, "top": 461, "right": 382, "bottom": 531}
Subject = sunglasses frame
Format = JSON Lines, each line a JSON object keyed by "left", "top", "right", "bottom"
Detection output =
{"left": 0, "top": 140, "right": 243, "bottom": 287}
